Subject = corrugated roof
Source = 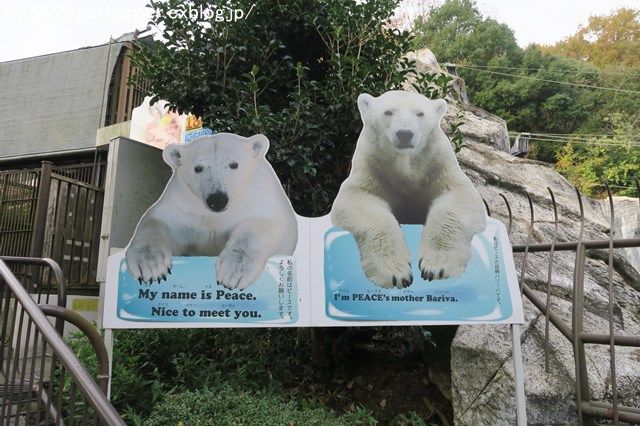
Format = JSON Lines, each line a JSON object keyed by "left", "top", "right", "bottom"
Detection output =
{"left": 0, "top": 42, "right": 124, "bottom": 160}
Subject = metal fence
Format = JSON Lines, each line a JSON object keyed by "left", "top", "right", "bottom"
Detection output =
{"left": 0, "top": 170, "right": 40, "bottom": 258}
{"left": 0, "top": 163, "right": 104, "bottom": 293}
{"left": 0, "top": 256, "right": 124, "bottom": 425}
{"left": 490, "top": 181, "right": 640, "bottom": 425}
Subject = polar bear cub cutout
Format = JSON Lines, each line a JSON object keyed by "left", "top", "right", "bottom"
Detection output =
{"left": 125, "top": 133, "right": 298, "bottom": 290}
{"left": 331, "top": 91, "right": 486, "bottom": 288}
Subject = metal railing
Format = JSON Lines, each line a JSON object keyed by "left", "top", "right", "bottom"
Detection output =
{"left": 0, "top": 257, "right": 124, "bottom": 425}
{"left": 490, "top": 181, "right": 640, "bottom": 425}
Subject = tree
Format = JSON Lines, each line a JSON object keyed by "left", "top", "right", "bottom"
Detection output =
{"left": 555, "top": 112, "right": 640, "bottom": 197}
{"left": 547, "top": 7, "right": 640, "bottom": 67}
{"left": 412, "top": 0, "right": 520, "bottom": 65}
{"left": 131, "top": 0, "right": 415, "bottom": 216}
{"left": 411, "top": 0, "right": 640, "bottom": 191}
{"left": 412, "top": 0, "right": 481, "bottom": 63}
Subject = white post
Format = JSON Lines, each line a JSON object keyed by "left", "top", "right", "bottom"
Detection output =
{"left": 511, "top": 324, "right": 527, "bottom": 425}
{"left": 104, "top": 328, "right": 114, "bottom": 400}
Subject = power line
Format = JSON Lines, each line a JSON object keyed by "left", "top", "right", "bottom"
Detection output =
{"left": 520, "top": 132, "right": 631, "bottom": 138}
{"left": 460, "top": 64, "right": 640, "bottom": 79}
{"left": 457, "top": 64, "right": 640, "bottom": 95}
{"left": 527, "top": 137, "right": 640, "bottom": 147}
{"left": 515, "top": 135, "right": 640, "bottom": 147}
{"left": 510, "top": 132, "right": 639, "bottom": 141}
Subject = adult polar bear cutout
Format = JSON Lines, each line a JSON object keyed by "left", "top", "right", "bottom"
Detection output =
{"left": 125, "top": 133, "right": 298, "bottom": 290}
{"left": 331, "top": 91, "right": 486, "bottom": 288}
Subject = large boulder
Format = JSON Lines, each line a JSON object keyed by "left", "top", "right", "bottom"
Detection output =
{"left": 405, "top": 49, "right": 470, "bottom": 105}
{"left": 407, "top": 49, "right": 513, "bottom": 153}
{"left": 443, "top": 103, "right": 511, "bottom": 153}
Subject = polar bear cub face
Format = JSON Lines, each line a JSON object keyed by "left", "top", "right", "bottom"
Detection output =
{"left": 358, "top": 91, "right": 447, "bottom": 153}
{"left": 163, "top": 133, "right": 268, "bottom": 212}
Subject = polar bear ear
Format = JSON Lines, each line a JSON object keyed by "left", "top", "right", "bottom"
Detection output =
{"left": 357, "top": 93, "right": 374, "bottom": 116}
{"left": 248, "top": 134, "right": 269, "bottom": 158}
{"left": 433, "top": 98, "right": 447, "bottom": 120}
{"left": 163, "top": 143, "right": 183, "bottom": 169}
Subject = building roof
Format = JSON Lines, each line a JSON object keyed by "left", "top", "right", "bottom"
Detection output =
{"left": 0, "top": 41, "right": 125, "bottom": 161}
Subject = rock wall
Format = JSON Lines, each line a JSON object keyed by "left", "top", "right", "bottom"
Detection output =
{"left": 601, "top": 196, "right": 640, "bottom": 272}
{"left": 405, "top": 48, "right": 470, "bottom": 105}
{"left": 450, "top": 141, "right": 640, "bottom": 425}
{"left": 408, "top": 48, "right": 513, "bottom": 154}
{"left": 410, "top": 50, "right": 640, "bottom": 424}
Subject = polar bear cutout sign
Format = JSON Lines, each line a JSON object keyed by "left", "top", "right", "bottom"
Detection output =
{"left": 331, "top": 90, "right": 486, "bottom": 288}
{"left": 125, "top": 133, "right": 298, "bottom": 290}
{"left": 106, "top": 93, "right": 523, "bottom": 328}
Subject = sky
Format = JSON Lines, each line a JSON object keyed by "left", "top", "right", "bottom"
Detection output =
{"left": 0, "top": 0, "right": 638, "bottom": 63}
{"left": 477, "top": 0, "right": 639, "bottom": 46}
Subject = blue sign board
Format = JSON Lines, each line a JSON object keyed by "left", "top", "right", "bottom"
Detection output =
{"left": 104, "top": 217, "right": 523, "bottom": 328}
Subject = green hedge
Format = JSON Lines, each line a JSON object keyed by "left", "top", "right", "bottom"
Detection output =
{"left": 145, "top": 386, "right": 377, "bottom": 426}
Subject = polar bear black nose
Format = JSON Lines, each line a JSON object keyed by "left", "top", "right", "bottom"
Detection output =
{"left": 206, "top": 192, "right": 229, "bottom": 212}
{"left": 396, "top": 130, "right": 414, "bottom": 146}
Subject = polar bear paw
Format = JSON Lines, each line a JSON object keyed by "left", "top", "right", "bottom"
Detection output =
{"left": 418, "top": 243, "right": 471, "bottom": 282}
{"left": 125, "top": 244, "right": 173, "bottom": 284}
{"left": 215, "top": 250, "right": 263, "bottom": 290}
{"left": 360, "top": 251, "right": 413, "bottom": 289}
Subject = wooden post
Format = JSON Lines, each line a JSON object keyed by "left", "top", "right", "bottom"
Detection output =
{"left": 29, "top": 161, "right": 52, "bottom": 259}
{"left": 26, "top": 161, "right": 53, "bottom": 292}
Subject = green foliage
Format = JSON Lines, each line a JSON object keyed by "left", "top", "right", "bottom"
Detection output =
{"left": 468, "top": 44, "right": 639, "bottom": 186}
{"left": 411, "top": 72, "right": 454, "bottom": 100}
{"left": 465, "top": 48, "right": 601, "bottom": 131}
{"left": 389, "top": 411, "right": 432, "bottom": 426}
{"left": 449, "top": 111, "right": 466, "bottom": 153}
{"left": 67, "top": 330, "right": 165, "bottom": 423}
{"left": 555, "top": 112, "right": 640, "bottom": 197}
{"left": 68, "top": 326, "right": 438, "bottom": 424}
{"left": 131, "top": 0, "right": 416, "bottom": 216}
{"left": 412, "top": 0, "right": 481, "bottom": 62}
{"left": 101, "top": 328, "right": 315, "bottom": 420}
{"left": 545, "top": 7, "right": 640, "bottom": 68}
{"left": 413, "top": 0, "right": 520, "bottom": 66}
{"left": 414, "top": 0, "right": 640, "bottom": 194}
{"left": 145, "top": 386, "right": 377, "bottom": 426}
{"left": 54, "top": 332, "right": 114, "bottom": 424}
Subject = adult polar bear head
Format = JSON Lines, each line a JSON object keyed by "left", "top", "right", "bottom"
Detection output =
{"left": 162, "top": 133, "right": 269, "bottom": 213}
{"left": 358, "top": 90, "right": 447, "bottom": 154}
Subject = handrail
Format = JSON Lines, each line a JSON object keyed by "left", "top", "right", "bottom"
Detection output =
{"left": 491, "top": 185, "right": 640, "bottom": 425}
{"left": 0, "top": 256, "right": 67, "bottom": 306}
{"left": 0, "top": 259, "right": 125, "bottom": 425}
{"left": 39, "top": 305, "right": 112, "bottom": 396}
